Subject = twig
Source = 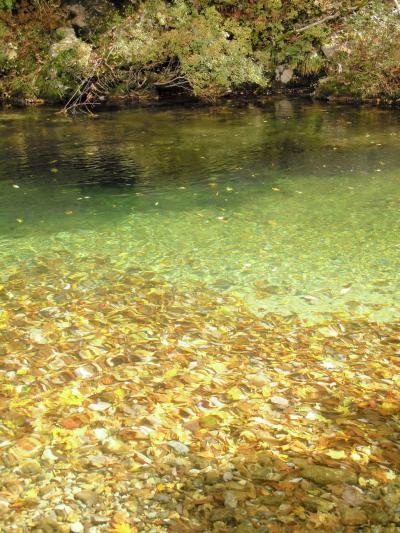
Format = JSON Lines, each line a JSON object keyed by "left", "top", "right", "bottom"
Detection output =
{"left": 394, "top": 0, "right": 400, "bottom": 13}
{"left": 296, "top": 12, "right": 340, "bottom": 33}
{"left": 154, "top": 76, "right": 188, "bottom": 87}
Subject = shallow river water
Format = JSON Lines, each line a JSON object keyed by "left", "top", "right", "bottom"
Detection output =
{"left": 2, "top": 100, "right": 400, "bottom": 532}
{"left": 0, "top": 99, "right": 399, "bottom": 321}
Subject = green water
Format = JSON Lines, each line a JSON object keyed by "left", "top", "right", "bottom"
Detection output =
{"left": 1, "top": 99, "right": 399, "bottom": 321}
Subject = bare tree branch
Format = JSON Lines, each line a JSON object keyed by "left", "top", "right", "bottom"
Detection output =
{"left": 296, "top": 12, "right": 340, "bottom": 33}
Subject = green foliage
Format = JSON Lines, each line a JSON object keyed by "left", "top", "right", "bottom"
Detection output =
{"left": 0, "top": 5, "right": 68, "bottom": 101}
{"left": 166, "top": 4, "right": 267, "bottom": 97}
{"left": 0, "top": 0, "right": 398, "bottom": 104}
{"left": 316, "top": 3, "right": 400, "bottom": 100}
{"left": 36, "top": 32, "right": 95, "bottom": 102}
{"left": 0, "top": 0, "right": 56, "bottom": 9}
{"left": 0, "top": 0, "right": 16, "bottom": 10}
{"left": 186, "top": 0, "right": 360, "bottom": 72}
{"left": 101, "top": 0, "right": 268, "bottom": 99}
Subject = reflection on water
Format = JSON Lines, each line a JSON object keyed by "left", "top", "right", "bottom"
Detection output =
{"left": 0, "top": 99, "right": 399, "bottom": 320}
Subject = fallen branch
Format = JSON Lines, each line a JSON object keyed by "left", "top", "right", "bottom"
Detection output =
{"left": 154, "top": 76, "right": 187, "bottom": 87}
{"left": 394, "top": 0, "right": 400, "bottom": 13}
{"left": 59, "top": 58, "right": 104, "bottom": 115}
{"left": 296, "top": 12, "right": 339, "bottom": 33}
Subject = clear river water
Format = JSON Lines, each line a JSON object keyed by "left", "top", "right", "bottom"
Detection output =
{"left": 1, "top": 99, "right": 399, "bottom": 322}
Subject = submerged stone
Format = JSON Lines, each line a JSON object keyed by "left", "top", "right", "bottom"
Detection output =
{"left": 167, "top": 441, "right": 189, "bottom": 456}
{"left": 340, "top": 505, "right": 368, "bottom": 526}
{"left": 19, "top": 460, "right": 41, "bottom": 475}
{"left": 301, "top": 465, "right": 357, "bottom": 485}
{"left": 75, "top": 490, "right": 98, "bottom": 507}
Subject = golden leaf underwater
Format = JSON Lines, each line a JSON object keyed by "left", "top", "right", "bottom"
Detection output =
{"left": 0, "top": 255, "right": 399, "bottom": 531}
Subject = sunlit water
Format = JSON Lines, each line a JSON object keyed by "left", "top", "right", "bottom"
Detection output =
{"left": 0, "top": 99, "right": 399, "bottom": 321}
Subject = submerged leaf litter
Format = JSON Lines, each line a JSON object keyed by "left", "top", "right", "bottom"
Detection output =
{"left": 1, "top": 102, "right": 400, "bottom": 531}
{"left": 0, "top": 254, "right": 400, "bottom": 532}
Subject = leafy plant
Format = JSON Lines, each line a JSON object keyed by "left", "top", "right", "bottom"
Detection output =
{"left": 96, "top": 0, "right": 268, "bottom": 101}
{"left": 0, "top": 0, "right": 398, "bottom": 104}
{"left": 317, "top": 2, "right": 400, "bottom": 100}
{"left": 0, "top": 0, "right": 16, "bottom": 10}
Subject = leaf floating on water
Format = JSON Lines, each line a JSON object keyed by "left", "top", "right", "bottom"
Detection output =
{"left": 340, "top": 285, "right": 352, "bottom": 295}
{"left": 342, "top": 485, "right": 365, "bottom": 507}
{"left": 261, "top": 385, "right": 272, "bottom": 397}
{"left": 102, "top": 437, "right": 126, "bottom": 454}
{"left": 248, "top": 374, "right": 269, "bottom": 387}
{"left": 41, "top": 448, "right": 58, "bottom": 463}
{"left": 59, "top": 388, "right": 85, "bottom": 406}
{"left": 199, "top": 414, "right": 221, "bottom": 429}
{"left": 12, "top": 437, "right": 43, "bottom": 460}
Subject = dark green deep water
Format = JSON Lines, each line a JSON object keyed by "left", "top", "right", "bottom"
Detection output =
{"left": 0, "top": 100, "right": 399, "bottom": 321}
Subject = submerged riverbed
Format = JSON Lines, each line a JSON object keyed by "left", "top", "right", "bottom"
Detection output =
{"left": 0, "top": 100, "right": 400, "bottom": 532}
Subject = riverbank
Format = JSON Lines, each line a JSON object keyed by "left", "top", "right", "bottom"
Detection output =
{"left": 1, "top": 1, "right": 399, "bottom": 111}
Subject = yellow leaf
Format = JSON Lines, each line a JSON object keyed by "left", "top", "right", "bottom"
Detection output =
{"left": 240, "top": 430, "right": 257, "bottom": 441}
{"left": 199, "top": 414, "right": 221, "bottom": 429}
{"left": 350, "top": 450, "right": 369, "bottom": 465}
{"left": 114, "top": 388, "right": 125, "bottom": 402}
{"left": 226, "top": 386, "right": 245, "bottom": 401}
{"left": 384, "top": 470, "right": 396, "bottom": 481}
{"left": 58, "top": 387, "right": 85, "bottom": 407}
{"left": 351, "top": 451, "right": 363, "bottom": 463}
{"left": 381, "top": 401, "right": 399, "bottom": 414}
{"left": 112, "top": 524, "right": 137, "bottom": 533}
{"left": 163, "top": 367, "right": 179, "bottom": 380}
{"left": 261, "top": 385, "right": 271, "bottom": 398}
{"left": 325, "top": 449, "right": 347, "bottom": 460}
{"left": 209, "top": 362, "right": 226, "bottom": 373}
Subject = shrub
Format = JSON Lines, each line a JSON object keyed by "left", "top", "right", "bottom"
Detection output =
{"left": 38, "top": 35, "right": 95, "bottom": 102}
{"left": 165, "top": 4, "right": 267, "bottom": 98}
{"left": 0, "top": 4, "right": 68, "bottom": 101}
{"left": 0, "top": 0, "right": 16, "bottom": 10}
{"left": 316, "top": 2, "right": 400, "bottom": 100}
{"left": 1, "top": 0, "right": 399, "bottom": 105}
{"left": 99, "top": 0, "right": 268, "bottom": 99}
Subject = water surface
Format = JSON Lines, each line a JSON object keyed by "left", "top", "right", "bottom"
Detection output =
{"left": 1, "top": 100, "right": 399, "bottom": 320}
